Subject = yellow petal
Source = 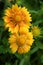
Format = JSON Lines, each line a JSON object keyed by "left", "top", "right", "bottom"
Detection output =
{"left": 10, "top": 43, "right": 18, "bottom": 53}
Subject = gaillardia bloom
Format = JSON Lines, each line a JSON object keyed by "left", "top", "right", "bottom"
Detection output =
{"left": 32, "top": 26, "right": 41, "bottom": 37}
{"left": 9, "top": 32, "right": 34, "bottom": 54}
{"left": 3, "top": 4, "right": 32, "bottom": 33}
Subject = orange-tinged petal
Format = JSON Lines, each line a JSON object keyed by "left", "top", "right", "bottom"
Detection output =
{"left": 3, "top": 16, "right": 10, "bottom": 23}
{"left": 10, "top": 43, "right": 18, "bottom": 53}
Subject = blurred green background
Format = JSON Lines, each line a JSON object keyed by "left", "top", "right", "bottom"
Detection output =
{"left": 0, "top": 0, "right": 43, "bottom": 65}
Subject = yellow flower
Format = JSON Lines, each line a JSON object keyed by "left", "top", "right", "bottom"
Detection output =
{"left": 9, "top": 32, "right": 34, "bottom": 54}
{"left": 3, "top": 4, "right": 32, "bottom": 33}
{"left": 32, "top": 26, "right": 41, "bottom": 37}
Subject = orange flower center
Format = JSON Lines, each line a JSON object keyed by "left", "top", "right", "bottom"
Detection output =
{"left": 17, "top": 35, "right": 27, "bottom": 46}
{"left": 15, "top": 15, "right": 21, "bottom": 22}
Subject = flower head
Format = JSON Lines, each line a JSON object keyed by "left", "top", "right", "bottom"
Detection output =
{"left": 9, "top": 32, "right": 34, "bottom": 54}
{"left": 32, "top": 26, "right": 41, "bottom": 37}
{"left": 3, "top": 4, "right": 32, "bottom": 33}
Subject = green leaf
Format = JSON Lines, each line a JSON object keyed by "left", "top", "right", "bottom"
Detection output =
{"left": 40, "top": 55, "right": 43, "bottom": 63}
{"left": 0, "top": 19, "right": 4, "bottom": 26}
{"left": 30, "top": 47, "right": 39, "bottom": 55}
{"left": 15, "top": 53, "right": 25, "bottom": 59}
{"left": 2, "top": 37, "right": 9, "bottom": 46}
{"left": 5, "top": 62, "right": 11, "bottom": 65}
{"left": 13, "top": 60, "right": 18, "bottom": 65}
{"left": 0, "top": 45, "right": 6, "bottom": 53}
{"left": 36, "top": 41, "right": 43, "bottom": 50}
{"left": 16, "top": 0, "right": 24, "bottom": 5}
{"left": 19, "top": 55, "right": 31, "bottom": 65}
